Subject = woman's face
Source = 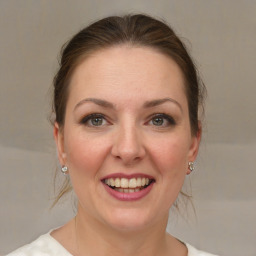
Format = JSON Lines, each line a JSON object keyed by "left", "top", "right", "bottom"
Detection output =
{"left": 55, "top": 46, "right": 200, "bottom": 231}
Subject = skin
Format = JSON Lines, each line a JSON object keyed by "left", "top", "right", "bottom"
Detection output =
{"left": 53, "top": 45, "right": 201, "bottom": 256}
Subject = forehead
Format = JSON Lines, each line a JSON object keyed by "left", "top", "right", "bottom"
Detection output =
{"left": 68, "top": 46, "right": 186, "bottom": 106}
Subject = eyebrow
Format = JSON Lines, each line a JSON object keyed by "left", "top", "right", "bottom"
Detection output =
{"left": 143, "top": 98, "right": 183, "bottom": 112}
{"left": 74, "top": 97, "right": 182, "bottom": 112}
{"left": 74, "top": 98, "right": 115, "bottom": 111}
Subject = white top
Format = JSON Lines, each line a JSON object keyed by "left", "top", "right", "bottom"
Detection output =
{"left": 6, "top": 231, "right": 219, "bottom": 256}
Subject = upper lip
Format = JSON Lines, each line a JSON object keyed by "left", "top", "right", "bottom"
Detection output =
{"left": 101, "top": 173, "right": 155, "bottom": 181}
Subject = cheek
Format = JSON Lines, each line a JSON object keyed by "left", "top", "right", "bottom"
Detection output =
{"left": 63, "top": 132, "right": 111, "bottom": 205}
{"left": 64, "top": 132, "right": 109, "bottom": 178}
{"left": 150, "top": 135, "right": 190, "bottom": 208}
{"left": 149, "top": 135, "right": 190, "bottom": 176}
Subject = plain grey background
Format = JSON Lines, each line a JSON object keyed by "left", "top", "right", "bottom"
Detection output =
{"left": 0, "top": 1, "right": 255, "bottom": 255}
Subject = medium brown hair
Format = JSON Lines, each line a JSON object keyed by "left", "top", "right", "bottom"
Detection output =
{"left": 51, "top": 14, "right": 206, "bottom": 206}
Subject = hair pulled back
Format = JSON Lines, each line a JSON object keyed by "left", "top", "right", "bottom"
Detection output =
{"left": 51, "top": 14, "right": 205, "bottom": 206}
{"left": 53, "top": 14, "right": 205, "bottom": 134}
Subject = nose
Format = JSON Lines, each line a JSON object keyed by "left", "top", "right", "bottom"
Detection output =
{"left": 111, "top": 122, "right": 146, "bottom": 165}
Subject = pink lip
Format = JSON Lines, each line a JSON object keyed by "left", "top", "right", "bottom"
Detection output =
{"left": 101, "top": 173, "right": 155, "bottom": 180}
{"left": 102, "top": 182, "right": 155, "bottom": 201}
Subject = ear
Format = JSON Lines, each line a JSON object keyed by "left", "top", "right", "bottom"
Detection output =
{"left": 53, "top": 122, "right": 67, "bottom": 166}
{"left": 186, "top": 123, "right": 202, "bottom": 174}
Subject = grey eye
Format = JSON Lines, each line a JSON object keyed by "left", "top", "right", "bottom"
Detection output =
{"left": 152, "top": 117, "right": 164, "bottom": 126}
{"left": 90, "top": 117, "right": 104, "bottom": 126}
{"left": 80, "top": 114, "right": 107, "bottom": 127}
{"left": 148, "top": 114, "right": 176, "bottom": 127}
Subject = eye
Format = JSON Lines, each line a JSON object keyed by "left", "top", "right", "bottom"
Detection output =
{"left": 149, "top": 114, "right": 176, "bottom": 127}
{"left": 80, "top": 114, "right": 108, "bottom": 127}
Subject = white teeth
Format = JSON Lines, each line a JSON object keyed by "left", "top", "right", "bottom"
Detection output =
{"left": 114, "top": 188, "right": 141, "bottom": 193}
{"left": 136, "top": 178, "right": 142, "bottom": 187}
{"left": 104, "top": 177, "right": 153, "bottom": 189}
{"left": 110, "top": 178, "right": 115, "bottom": 187}
{"left": 121, "top": 178, "right": 129, "bottom": 188}
{"left": 114, "top": 178, "right": 120, "bottom": 187}
{"left": 129, "top": 178, "right": 137, "bottom": 188}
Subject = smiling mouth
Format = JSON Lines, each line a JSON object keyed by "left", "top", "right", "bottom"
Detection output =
{"left": 103, "top": 177, "right": 155, "bottom": 193}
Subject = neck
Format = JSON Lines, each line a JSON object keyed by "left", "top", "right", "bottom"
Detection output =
{"left": 74, "top": 204, "right": 173, "bottom": 256}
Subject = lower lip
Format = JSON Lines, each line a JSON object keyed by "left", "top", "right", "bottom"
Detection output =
{"left": 102, "top": 182, "right": 154, "bottom": 201}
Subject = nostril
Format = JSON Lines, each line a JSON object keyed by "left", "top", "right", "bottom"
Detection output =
{"left": 110, "top": 128, "right": 146, "bottom": 163}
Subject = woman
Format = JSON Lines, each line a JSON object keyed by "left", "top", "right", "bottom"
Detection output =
{"left": 7, "top": 14, "right": 218, "bottom": 256}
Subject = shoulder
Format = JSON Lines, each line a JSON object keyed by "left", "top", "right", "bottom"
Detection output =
{"left": 6, "top": 232, "right": 73, "bottom": 256}
{"left": 186, "top": 243, "right": 219, "bottom": 256}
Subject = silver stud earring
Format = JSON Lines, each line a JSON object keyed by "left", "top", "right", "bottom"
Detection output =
{"left": 188, "top": 161, "right": 195, "bottom": 172}
{"left": 61, "top": 165, "right": 68, "bottom": 175}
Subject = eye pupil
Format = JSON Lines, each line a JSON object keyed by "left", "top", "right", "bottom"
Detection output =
{"left": 152, "top": 117, "right": 164, "bottom": 126}
{"left": 91, "top": 117, "right": 103, "bottom": 126}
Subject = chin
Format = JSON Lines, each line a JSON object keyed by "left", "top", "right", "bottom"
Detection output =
{"left": 102, "top": 208, "right": 158, "bottom": 232}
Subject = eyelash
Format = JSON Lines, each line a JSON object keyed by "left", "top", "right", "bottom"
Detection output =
{"left": 80, "top": 113, "right": 107, "bottom": 127}
{"left": 148, "top": 113, "right": 176, "bottom": 127}
{"left": 80, "top": 113, "right": 176, "bottom": 127}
